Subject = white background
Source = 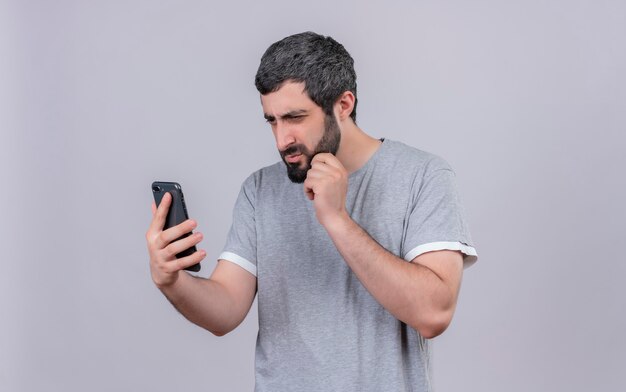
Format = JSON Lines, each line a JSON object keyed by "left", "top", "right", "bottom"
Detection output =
{"left": 1, "top": 0, "right": 625, "bottom": 391}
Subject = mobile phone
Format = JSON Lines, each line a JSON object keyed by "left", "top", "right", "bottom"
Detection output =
{"left": 151, "top": 181, "right": 201, "bottom": 272}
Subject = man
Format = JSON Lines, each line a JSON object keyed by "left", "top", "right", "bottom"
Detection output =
{"left": 146, "top": 31, "right": 478, "bottom": 391}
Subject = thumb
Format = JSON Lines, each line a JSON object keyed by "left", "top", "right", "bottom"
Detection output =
{"left": 304, "top": 185, "right": 315, "bottom": 201}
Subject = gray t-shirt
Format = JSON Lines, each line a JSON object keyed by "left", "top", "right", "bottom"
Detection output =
{"left": 219, "top": 138, "right": 478, "bottom": 392}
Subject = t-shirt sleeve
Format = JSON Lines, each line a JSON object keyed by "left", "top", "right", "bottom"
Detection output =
{"left": 218, "top": 174, "right": 258, "bottom": 277}
{"left": 402, "top": 160, "right": 478, "bottom": 269}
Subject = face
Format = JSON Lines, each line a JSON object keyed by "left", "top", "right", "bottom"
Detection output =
{"left": 261, "top": 82, "right": 341, "bottom": 183}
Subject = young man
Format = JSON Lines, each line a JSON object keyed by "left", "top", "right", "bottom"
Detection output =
{"left": 146, "top": 31, "right": 478, "bottom": 391}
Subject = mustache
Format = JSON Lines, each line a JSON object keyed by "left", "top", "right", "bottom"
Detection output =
{"left": 280, "top": 145, "right": 308, "bottom": 158}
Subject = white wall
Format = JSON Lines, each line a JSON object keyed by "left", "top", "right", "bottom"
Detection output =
{"left": 1, "top": 1, "right": 625, "bottom": 391}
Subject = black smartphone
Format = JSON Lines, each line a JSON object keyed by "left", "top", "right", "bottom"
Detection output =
{"left": 151, "top": 181, "right": 201, "bottom": 272}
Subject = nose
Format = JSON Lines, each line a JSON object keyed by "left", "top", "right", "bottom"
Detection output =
{"left": 274, "top": 121, "right": 296, "bottom": 152}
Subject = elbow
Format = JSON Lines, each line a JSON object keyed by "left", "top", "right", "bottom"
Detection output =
{"left": 209, "top": 316, "right": 249, "bottom": 337}
{"left": 417, "top": 323, "right": 448, "bottom": 340}
{"left": 209, "top": 327, "right": 232, "bottom": 337}
{"left": 411, "top": 309, "right": 454, "bottom": 339}
{"left": 208, "top": 320, "right": 241, "bottom": 337}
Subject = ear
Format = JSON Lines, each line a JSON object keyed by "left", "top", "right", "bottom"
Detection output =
{"left": 334, "top": 91, "right": 355, "bottom": 122}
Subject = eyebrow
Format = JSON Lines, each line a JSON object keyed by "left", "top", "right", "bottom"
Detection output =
{"left": 264, "top": 109, "right": 308, "bottom": 122}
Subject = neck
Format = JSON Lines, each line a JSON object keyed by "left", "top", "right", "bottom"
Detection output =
{"left": 335, "top": 121, "right": 383, "bottom": 175}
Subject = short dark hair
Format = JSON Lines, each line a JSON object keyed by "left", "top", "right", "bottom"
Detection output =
{"left": 255, "top": 31, "right": 358, "bottom": 122}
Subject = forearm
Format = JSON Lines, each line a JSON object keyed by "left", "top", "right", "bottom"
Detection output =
{"left": 158, "top": 272, "right": 239, "bottom": 336}
{"left": 323, "top": 213, "right": 456, "bottom": 337}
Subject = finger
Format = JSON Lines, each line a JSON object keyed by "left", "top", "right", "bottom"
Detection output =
{"left": 149, "top": 192, "right": 172, "bottom": 233}
{"left": 151, "top": 201, "right": 157, "bottom": 216}
{"left": 311, "top": 152, "right": 333, "bottom": 163}
{"left": 167, "top": 249, "right": 207, "bottom": 273}
{"left": 163, "top": 232, "right": 204, "bottom": 259}
{"left": 156, "top": 219, "right": 197, "bottom": 249}
{"left": 312, "top": 153, "right": 344, "bottom": 170}
{"left": 304, "top": 170, "right": 326, "bottom": 180}
{"left": 303, "top": 178, "right": 316, "bottom": 200}
{"left": 307, "top": 164, "right": 335, "bottom": 178}
{"left": 310, "top": 159, "right": 336, "bottom": 171}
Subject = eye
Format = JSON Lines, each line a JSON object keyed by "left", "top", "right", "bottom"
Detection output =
{"left": 287, "top": 116, "right": 305, "bottom": 123}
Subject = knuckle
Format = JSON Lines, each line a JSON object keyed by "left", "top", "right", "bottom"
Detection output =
{"left": 160, "top": 261, "right": 175, "bottom": 274}
{"left": 155, "top": 261, "right": 167, "bottom": 274}
{"left": 157, "top": 232, "right": 168, "bottom": 246}
{"left": 173, "top": 259, "right": 183, "bottom": 272}
{"left": 146, "top": 233, "right": 158, "bottom": 246}
{"left": 163, "top": 245, "right": 176, "bottom": 258}
{"left": 164, "top": 262, "right": 177, "bottom": 274}
{"left": 157, "top": 204, "right": 168, "bottom": 217}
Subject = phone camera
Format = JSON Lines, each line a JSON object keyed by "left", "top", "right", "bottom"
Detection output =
{"left": 152, "top": 185, "right": 162, "bottom": 192}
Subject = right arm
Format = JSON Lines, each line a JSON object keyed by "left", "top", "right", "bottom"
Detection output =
{"left": 146, "top": 192, "right": 257, "bottom": 336}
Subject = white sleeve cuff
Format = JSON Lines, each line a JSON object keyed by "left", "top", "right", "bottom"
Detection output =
{"left": 218, "top": 251, "right": 258, "bottom": 277}
{"left": 404, "top": 241, "right": 478, "bottom": 269}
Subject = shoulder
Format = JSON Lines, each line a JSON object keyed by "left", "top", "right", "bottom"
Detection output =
{"left": 381, "top": 138, "right": 455, "bottom": 178}
{"left": 240, "top": 161, "right": 287, "bottom": 191}
{"left": 231, "top": 161, "right": 286, "bottom": 207}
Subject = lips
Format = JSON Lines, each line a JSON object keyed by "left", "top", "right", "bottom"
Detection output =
{"left": 286, "top": 153, "right": 302, "bottom": 163}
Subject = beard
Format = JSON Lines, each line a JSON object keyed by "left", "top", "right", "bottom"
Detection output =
{"left": 280, "top": 113, "right": 341, "bottom": 183}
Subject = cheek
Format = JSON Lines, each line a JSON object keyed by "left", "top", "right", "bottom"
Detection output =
{"left": 293, "top": 126, "right": 314, "bottom": 148}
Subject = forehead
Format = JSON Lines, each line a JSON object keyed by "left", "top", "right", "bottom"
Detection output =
{"left": 260, "top": 81, "right": 319, "bottom": 115}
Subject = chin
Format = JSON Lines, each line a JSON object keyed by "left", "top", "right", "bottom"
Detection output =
{"left": 287, "top": 173, "right": 306, "bottom": 183}
{"left": 284, "top": 161, "right": 309, "bottom": 183}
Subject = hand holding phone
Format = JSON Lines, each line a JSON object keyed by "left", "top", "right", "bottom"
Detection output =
{"left": 146, "top": 182, "right": 205, "bottom": 288}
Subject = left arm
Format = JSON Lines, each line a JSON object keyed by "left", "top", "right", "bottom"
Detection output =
{"left": 304, "top": 153, "right": 463, "bottom": 339}
{"left": 324, "top": 214, "right": 463, "bottom": 339}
